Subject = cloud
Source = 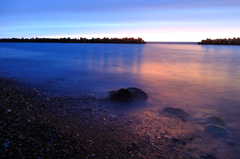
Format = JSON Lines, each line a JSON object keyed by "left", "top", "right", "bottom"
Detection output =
{"left": 1, "top": 0, "right": 240, "bottom": 41}
{"left": 1, "top": 0, "right": 240, "bottom": 15}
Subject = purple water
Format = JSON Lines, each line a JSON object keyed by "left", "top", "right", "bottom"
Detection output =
{"left": 1, "top": 42, "right": 240, "bottom": 148}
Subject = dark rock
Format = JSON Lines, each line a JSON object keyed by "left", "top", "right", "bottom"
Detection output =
{"left": 126, "top": 143, "right": 140, "bottom": 151}
{"left": 107, "top": 88, "right": 133, "bottom": 102}
{"left": 171, "top": 138, "right": 186, "bottom": 146}
{"left": 130, "top": 143, "right": 140, "bottom": 150}
{"left": 201, "top": 116, "right": 228, "bottom": 127}
{"left": 204, "top": 124, "right": 233, "bottom": 139}
{"left": 161, "top": 107, "right": 191, "bottom": 119}
{"left": 192, "top": 156, "right": 200, "bottom": 159}
{"left": 199, "top": 154, "right": 215, "bottom": 159}
{"left": 127, "top": 87, "right": 148, "bottom": 100}
{"left": 226, "top": 139, "right": 235, "bottom": 146}
{"left": 107, "top": 87, "right": 147, "bottom": 102}
{"left": 171, "top": 138, "right": 180, "bottom": 143}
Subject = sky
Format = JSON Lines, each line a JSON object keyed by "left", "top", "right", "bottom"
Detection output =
{"left": 1, "top": 0, "right": 240, "bottom": 42}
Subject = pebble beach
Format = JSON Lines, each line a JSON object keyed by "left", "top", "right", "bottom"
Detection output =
{"left": 1, "top": 77, "right": 240, "bottom": 159}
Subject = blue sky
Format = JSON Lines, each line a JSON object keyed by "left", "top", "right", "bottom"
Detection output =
{"left": 1, "top": 0, "right": 240, "bottom": 41}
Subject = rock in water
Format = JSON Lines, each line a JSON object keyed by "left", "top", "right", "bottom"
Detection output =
{"left": 107, "top": 88, "right": 133, "bottom": 102}
{"left": 127, "top": 87, "right": 148, "bottom": 100}
{"left": 107, "top": 87, "right": 147, "bottom": 102}
{"left": 161, "top": 107, "right": 191, "bottom": 119}
{"left": 203, "top": 116, "right": 228, "bottom": 127}
{"left": 204, "top": 124, "right": 233, "bottom": 139}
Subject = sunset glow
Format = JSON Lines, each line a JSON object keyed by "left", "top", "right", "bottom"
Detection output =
{"left": 1, "top": 0, "right": 240, "bottom": 42}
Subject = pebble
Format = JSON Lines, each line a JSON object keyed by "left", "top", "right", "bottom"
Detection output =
{"left": 1, "top": 78, "right": 228, "bottom": 159}
{"left": 161, "top": 107, "right": 191, "bottom": 119}
{"left": 192, "top": 156, "right": 200, "bottom": 159}
{"left": 226, "top": 139, "right": 235, "bottom": 146}
{"left": 109, "top": 114, "right": 116, "bottom": 118}
{"left": 199, "top": 154, "right": 215, "bottom": 159}
{"left": 2, "top": 142, "right": 10, "bottom": 148}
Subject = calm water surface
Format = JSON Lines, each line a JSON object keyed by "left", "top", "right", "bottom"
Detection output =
{"left": 1, "top": 42, "right": 240, "bottom": 132}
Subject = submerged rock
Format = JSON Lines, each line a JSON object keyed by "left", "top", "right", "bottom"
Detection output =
{"left": 107, "top": 88, "right": 133, "bottom": 102}
{"left": 203, "top": 116, "right": 228, "bottom": 127}
{"left": 127, "top": 87, "right": 148, "bottom": 100}
{"left": 204, "top": 124, "right": 233, "bottom": 139}
{"left": 107, "top": 87, "right": 148, "bottom": 102}
{"left": 161, "top": 107, "right": 191, "bottom": 119}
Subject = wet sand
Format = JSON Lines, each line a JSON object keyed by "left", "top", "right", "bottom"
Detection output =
{"left": 1, "top": 77, "right": 239, "bottom": 159}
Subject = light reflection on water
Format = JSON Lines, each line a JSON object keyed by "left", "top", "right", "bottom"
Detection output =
{"left": 1, "top": 42, "right": 240, "bottom": 138}
{"left": 140, "top": 44, "right": 240, "bottom": 138}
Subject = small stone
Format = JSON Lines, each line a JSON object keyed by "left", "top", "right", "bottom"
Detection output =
{"left": 161, "top": 107, "right": 191, "bottom": 119}
{"left": 109, "top": 114, "right": 116, "bottom": 118}
{"left": 2, "top": 142, "right": 10, "bottom": 148}
{"left": 129, "top": 143, "right": 140, "bottom": 150}
{"left": 43, "top": 97, "right": 49, "bottom": 101}
{"left": 199, "top": 155, "right": 207, "bottom": 158}
{"left": 204, "top": 124, "right": 233, "bottom": 139}
{"left": 19, "top": 135, "right": 26, "bottom": 139}
{"left": 206, "top": 155, "right": 215, "bottom": 159}
{"left": 203, "top": 116, "right": 228, "bottom": 127}
{"left": 172, "top": 138, "right": 179, "bottom": 142}
{"left": 226, "top": 139, "right": 235, "bottom": 146}
{"left": 199, "top": 154, "right": 215, "bottom": 159}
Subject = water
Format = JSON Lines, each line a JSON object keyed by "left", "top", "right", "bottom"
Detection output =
{"left": 1, "top": 42, "right": 240, "bottom": 137}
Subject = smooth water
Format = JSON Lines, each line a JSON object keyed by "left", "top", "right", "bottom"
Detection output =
{"left": 1, "top": 42, "right": 240, "bottom": 130}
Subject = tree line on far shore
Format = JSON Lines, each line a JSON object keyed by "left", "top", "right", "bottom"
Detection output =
{"left": 198, "top": 37, "right": 240, "bottom": 45}
{"left": 0, "top": 37, "right": 146, "bottom": 44}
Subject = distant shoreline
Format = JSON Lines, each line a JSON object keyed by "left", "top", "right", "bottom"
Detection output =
{"left": 198, "top": 37, "right": 240, "bottom": 45}
{"left": 0, "top": 37, "right": 146, "bottom": 44}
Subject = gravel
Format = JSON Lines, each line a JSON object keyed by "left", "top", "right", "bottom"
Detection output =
{"left": 3, "top": 77, "right": 237, "bottom": 159}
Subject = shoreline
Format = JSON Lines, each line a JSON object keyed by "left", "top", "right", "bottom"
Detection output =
{"left": 0, "top": 77, "right": 193, "bottom": 158}
{"left": 1, "top": 77, "right": 240, "bottom": 158}
{"left": 198, "top": 37, "right": 240, "bottom": 45}
{"left": 0, "top": 37, "right": 146, "bottom": 44}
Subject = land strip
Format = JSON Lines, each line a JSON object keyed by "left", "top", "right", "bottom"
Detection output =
{"left": 0, "top": 37, "right": 146, "bottom": 44}
{"left": 198, "top": 37, "right": 240, "bottom": 45}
